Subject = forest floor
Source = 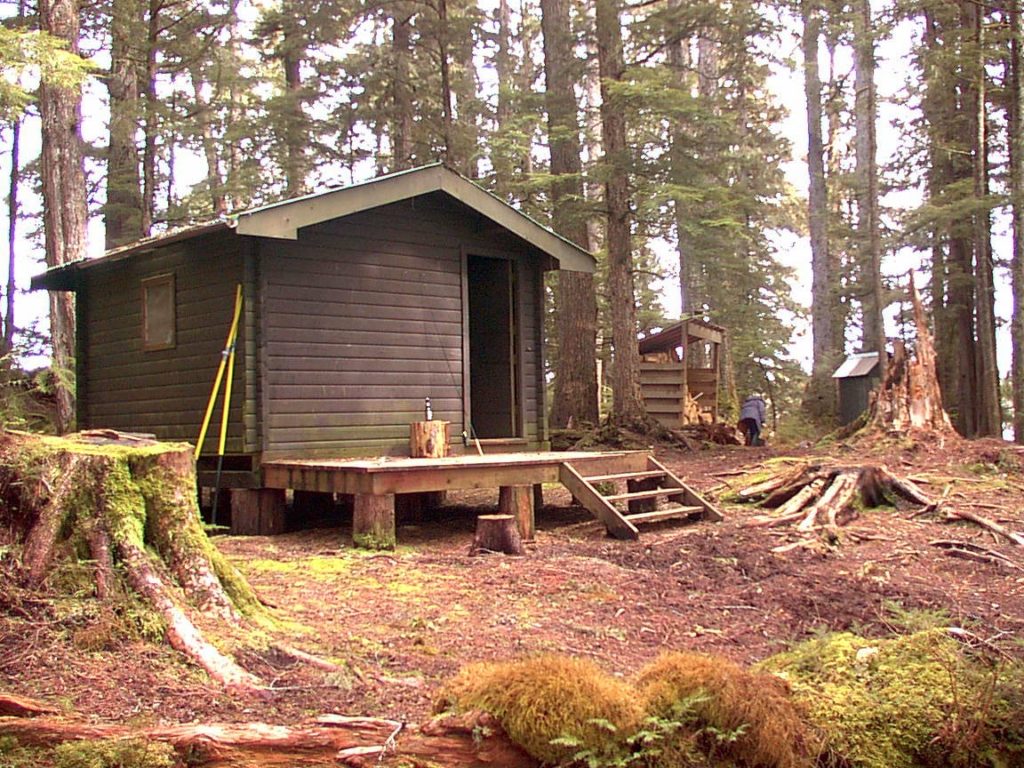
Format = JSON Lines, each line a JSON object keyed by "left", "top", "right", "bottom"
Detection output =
{"left": 3, "top": 431, "right": 1024, "bottom": 728}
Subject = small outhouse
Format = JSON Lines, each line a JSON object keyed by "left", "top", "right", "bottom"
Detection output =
{"left": 832, "top": 352, "right": 882, "bottom": 424}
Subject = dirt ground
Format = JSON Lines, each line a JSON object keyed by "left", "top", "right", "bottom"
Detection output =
{"left": 2, "top": 432, "right": 1024, "bottom": 728}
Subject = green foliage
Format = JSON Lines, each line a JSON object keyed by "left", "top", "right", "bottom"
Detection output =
{"left": 0, "top": 27, "right": 92, "bottom": 120}
{"left": 0, "top": 736, "right": 43, "bottom": 768}
{"left": 53, "top": 738, "right": 176, "bottom": 768}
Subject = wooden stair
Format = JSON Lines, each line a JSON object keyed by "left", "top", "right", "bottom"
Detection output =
{"left": 559, "top": 456, "right": 722, "bottom": 540}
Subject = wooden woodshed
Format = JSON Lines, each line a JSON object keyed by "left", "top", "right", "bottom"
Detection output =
{"left": 637, "top": 318, "right": 724, "bottom": 428}
{"left": 32, "top": 164, "right": 596, "bottom": 490}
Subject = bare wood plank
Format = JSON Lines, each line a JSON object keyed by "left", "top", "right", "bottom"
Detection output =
{"left": 559, "top": 463, "right": 639, "bottom": 540}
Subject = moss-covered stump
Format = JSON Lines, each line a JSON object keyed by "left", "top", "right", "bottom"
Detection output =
{"left": 0, "top": 429, "right": 265, "bottom": 694}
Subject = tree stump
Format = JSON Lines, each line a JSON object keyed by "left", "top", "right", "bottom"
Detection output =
{"left": 498, "top": 485, "right": 535, "bottom": 541}
{"left": 410, "top": 420, "right": 450, "bottom": 458}
{"left": 0, "top": 429, "right": 266, "bottom": 694}
{"left": 353, "top": 493, "right": 396, "bottom": 550}
{"left": 472, "top": 514, "right": 524, "bottom": 555}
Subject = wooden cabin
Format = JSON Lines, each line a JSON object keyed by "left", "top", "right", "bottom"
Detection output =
{"left": 32, "top": 164, "right": 595, "bottom": 489}
{"left": 638, "top": 318, "right": 724, "bottom": 428}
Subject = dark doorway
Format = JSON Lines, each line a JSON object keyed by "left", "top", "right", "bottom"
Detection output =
{"left": 467, "top": 255, "right": 518, "bottom": 438}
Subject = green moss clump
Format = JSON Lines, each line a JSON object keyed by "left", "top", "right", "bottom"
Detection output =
{"left": 53, "top": 738, "right": 176, "bottom": 768}
{"left": 638, "top": 652, "right": 815, "bottom": 768}
{"left": 0, "top": 735, "right": 46, "bottom": 768}
{"left": 352, "top": 531, "right": 396, "bottom": 551}
{"left": 437, "top": 655, "right": 643, "bottom": 764}
{"left": 759, "top": 630, "right": 1022, "bottom": 768}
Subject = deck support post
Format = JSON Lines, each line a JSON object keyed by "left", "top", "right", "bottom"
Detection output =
{"left": 498, "top": 485, "right": 534, "bottom": 541}
{"left": 627, "top": 477, "right": 659, "bottom": 515}
{"left": 533, "top": 484, "right": 543, "bottom": 511}
{"left": 230, "top": 489, "right": 287, "bottom": 535}
{"left": 353, "top": 493, "right": 396, "bottom": 550}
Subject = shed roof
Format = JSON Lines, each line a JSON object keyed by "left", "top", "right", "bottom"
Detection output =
{"left": 638, "top": 318, "right": 725, "bottom": 355}
{"left": 832, "top": 352, "right": 881, "bottom": 379}
{"left": 32, "top": 164, "right": 595, "bottom": 291}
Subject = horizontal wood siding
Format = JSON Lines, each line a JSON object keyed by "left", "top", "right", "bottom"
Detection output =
{"left": 262, "top": 194, "right": 546, "bottom": 458}
{"left": 78, "top": 232, "right": 248, "bottom": 453}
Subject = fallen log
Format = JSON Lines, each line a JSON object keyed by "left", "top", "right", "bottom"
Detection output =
{"left": 0, "top": 703, "right": 536, "bottom": 768}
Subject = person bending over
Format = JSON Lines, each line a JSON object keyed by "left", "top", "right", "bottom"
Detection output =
{"left": 738, "top": 393, "right": 766, "bottom": 446}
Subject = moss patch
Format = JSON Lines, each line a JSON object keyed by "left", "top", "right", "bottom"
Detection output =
{"left": 759, "top": 630, "right": 1022, "bottom": 768}
{"left": 437, "top": 655, "right": 643, "bottom": 764}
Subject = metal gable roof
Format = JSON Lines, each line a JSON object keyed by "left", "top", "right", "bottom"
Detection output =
{"left": 32, "top": 164, "right": 595, "bottom": 291}
{"left": 832, "top": 352, "right": 882, "bottom": 379}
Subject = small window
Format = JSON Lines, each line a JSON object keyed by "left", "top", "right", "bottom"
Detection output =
{"left": 142, "top": 274, "right": 175, "bottom": 350}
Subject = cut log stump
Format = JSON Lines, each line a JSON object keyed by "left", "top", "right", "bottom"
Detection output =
{"left": 472, "top": 514, "right": 524, "bottom": 556}
{"left": 410, "top": 420, "right": 450, "bottom": 458}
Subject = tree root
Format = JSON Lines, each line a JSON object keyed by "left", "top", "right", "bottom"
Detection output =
{"left": 739, "top": 462, "right": 934, "bottom": 531}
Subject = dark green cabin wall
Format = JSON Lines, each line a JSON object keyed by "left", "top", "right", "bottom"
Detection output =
{"left": 77, "top": 232, "right": 248, "bottom": 452}
{"left": 260, "top": 194, "right": 545, "bottom": 459}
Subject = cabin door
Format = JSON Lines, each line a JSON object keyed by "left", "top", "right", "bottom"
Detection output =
{"left": 466, "top": 255, "right": 518, "bottom": 439}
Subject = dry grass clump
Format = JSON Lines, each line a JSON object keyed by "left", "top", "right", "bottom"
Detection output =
{"left": 435, "top": 654, "right": 643, "bottom": 764}
{"left": 637, "top": 651, "right": 815, "bottom": 768}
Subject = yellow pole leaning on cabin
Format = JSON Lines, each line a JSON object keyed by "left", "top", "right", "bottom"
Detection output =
{"left": 195, "top": 285, "right": 244, "bottom": 460}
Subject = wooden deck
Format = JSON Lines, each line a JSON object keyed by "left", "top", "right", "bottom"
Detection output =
{"left": 245, "top": 450, "right": 721, "bottom": 549}
{"left": 261, "top": 450, "right": 650, "bottom": 495}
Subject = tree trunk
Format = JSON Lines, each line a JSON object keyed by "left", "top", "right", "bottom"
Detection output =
{"left": 868, "top": 275, "right": 955, "bottom": 434}
{"left": 970, "top": 1, "right": 1000, "bottom": 436}
{"left": 38, "top": 0, "right": 87, "bottom": 433}
{"left": 852, "top": 0, "right": 884, "bottom": 368}
{"left": 105, "top": 0, "right": 144, "bottom": 249}
{"left": 922, "top": 7, "right": 958, "bottom": 418}
{"left": 472, "top": 514, "right": 524, "bottom": 555}
{"left": 190, "top": 66, "right": 228, "bottom": 217}
{"left": 141, "top": 0, "right": 160, "bottom": 236}
{"left": 595, "top": 0, "right": 646, "bottom": 426}
{"left": 438, "top": 0, "right": 453, "bottom": 165}
{"left": 5, "top": 115, "right": 19, "bottom": 355}
{"left": 280, "top": 5, "right": 308, "bottom": 197}
{"left": 391, "top": 4, "right": 415, "bottom": 170}
{"left": 1011, "top": 0, "right": 1024, "bottom": 443}
{"left": 803, "top": 0, "right": 838, "bottom": 420}
{"left": 543, "top": 0, "right": 599, "bottom": 429}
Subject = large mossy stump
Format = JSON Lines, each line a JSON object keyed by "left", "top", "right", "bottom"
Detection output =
{"left": 0, "top": 429, "right": 266, "bottom": 694}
